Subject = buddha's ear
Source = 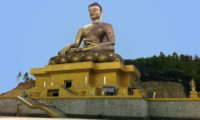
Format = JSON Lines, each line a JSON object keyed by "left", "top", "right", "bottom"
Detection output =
{"left": 100, "top": 13, "right": 103, "bottom": 20}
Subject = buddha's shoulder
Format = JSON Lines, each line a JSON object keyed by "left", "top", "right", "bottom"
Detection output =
{"left": 82, "top": 22, "right": 112, "bottom": 29}
{"left": 98, "top": 22, "right": 112, "bottom": 27}
{"left": 101, "top": 22, "right": 112, "bottom": 26}
{"left": 82, "top": 23, "right": 92, "bottom": 29}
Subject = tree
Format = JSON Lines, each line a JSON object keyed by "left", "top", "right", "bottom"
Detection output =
{"left": 23, "top": 72, "right": 34, "bottom": 82}
{"left": 124, "top": 52, "right": 200, "bottom": 92}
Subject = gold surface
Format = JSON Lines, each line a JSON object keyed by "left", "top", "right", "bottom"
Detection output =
{"left": 31, "top": 62, "right": 140, "bottom": 76}
{"left": 189, "top": 90, "right": 199, "bottom": 98}
{"left": 29, "top": 62, "right": 141, "bottom": 98}
{"left": 1, "top": 96, "right": 200, "bottom": 100}
{"left": 189, "top": 79, "right": 199, "bottom": 98}
{"left": 31, "top": 96, "right": 143, "bottom": 99}
{"left": 0, "top": 90, "right": 31, "bottom": 99}
{"left": 58, "top": 4, "right": 115, "bottom": 55}
{"left": 145, "top": 98, "right": 200, "bottom": 101}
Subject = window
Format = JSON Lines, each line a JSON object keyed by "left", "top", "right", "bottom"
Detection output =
{"left": 128, "top": 87, "right": 134, "bottom": 95}
{"left": 47, "top": 89, "right": 59, "bottom": 97}
{"left": 64, "top": 80, "right": 72, "bottom": 89}
{"left": 102, "top": 86, "right": 117, "bottom": 96}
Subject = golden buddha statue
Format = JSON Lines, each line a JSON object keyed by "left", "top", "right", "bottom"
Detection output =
{"left": 59, "top": 2, "right": 115, "bottom": 54}
{"left": 189, "top": 79, "right": 199, "bottom": 98}
{"left": 190, "top": 79, "right": 196, "bottom": 91}
{"left": 49, "top": 2, "right": 122, "bottom": 64}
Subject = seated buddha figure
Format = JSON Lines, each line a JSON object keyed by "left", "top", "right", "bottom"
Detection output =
{"left": 58, "top": 2, "right": 115, "bottom": 55}
{"left": 49, "top": 2, "right": 122, "bottom": 64}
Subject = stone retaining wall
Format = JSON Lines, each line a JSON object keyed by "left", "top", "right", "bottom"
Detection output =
{"left": 0, "top": 98, "right": 200, "bottom": 119}
{"left": 148, "top": 100, "right": 200, "bottom": 119}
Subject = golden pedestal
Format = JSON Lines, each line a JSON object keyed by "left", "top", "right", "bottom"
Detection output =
{"left": 133, "top": 89, "right": 143, "bottom": 98}
{"left": 30, "top": 62, "right": 140, "bottom": 98}
{"left": 189, "top": 90, "right": 199, "bottom": 98}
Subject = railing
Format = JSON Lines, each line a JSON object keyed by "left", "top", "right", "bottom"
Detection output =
{"left": 16, "top": 96, "right": 66, "bottom": 118}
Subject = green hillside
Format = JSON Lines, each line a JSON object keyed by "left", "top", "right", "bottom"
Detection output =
{"left": 124, "top": 52, "right": 200, "bottom": 96}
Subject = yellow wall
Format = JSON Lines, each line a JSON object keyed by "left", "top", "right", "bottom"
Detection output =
{"left": 30, "top": 62, "right": 141, "bottom": 98}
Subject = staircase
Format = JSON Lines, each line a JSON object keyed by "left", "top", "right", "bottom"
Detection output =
{"left": 17, "top": 96, "right": 66, "bottom": 118}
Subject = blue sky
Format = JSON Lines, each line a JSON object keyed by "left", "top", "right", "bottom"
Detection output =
{"left": 0, "top": 0, "right": 200, "bottom": 93}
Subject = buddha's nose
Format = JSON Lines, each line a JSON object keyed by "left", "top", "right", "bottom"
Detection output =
{"left": 90, "top": 13, "right": 94, "bottom": 16}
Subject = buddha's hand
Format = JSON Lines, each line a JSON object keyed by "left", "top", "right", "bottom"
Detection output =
{"left": 87, "top": 42, "right": 99, "bottom": 48}
{"left": 91, "top": 42, "right": 98, "bottom": 46}
{"left": 82, "top": 42, "right": 99, "bottom": 51}
{"left": 58, "top": 45, "right": 71, "bottom": 55}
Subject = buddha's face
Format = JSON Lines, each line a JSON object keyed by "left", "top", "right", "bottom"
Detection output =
{"left": 88, "top": 5, "right": 102, "bottom": 21}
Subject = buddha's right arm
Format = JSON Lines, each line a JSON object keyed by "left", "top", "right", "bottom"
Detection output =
{"left": 58, "top": 28, "right": 83, "bottom": 55}
{"left": 63, "top": 28, "right": 83, "bottom": 48}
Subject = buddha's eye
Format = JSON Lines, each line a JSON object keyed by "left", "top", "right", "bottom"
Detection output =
{"left": 94, "top": 8, "right": 97, "bottom": 11}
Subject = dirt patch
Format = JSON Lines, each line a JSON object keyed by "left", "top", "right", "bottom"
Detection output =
{"left": 140, "top": 81, "right": 186, "bottom": 98}
{"left": 0, "top": 81, "right": 35, "bottom": 97}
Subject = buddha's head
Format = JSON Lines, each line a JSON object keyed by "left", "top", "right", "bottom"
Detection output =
{"left": 88, "top": 2, "right": 102, "bottom": 22}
